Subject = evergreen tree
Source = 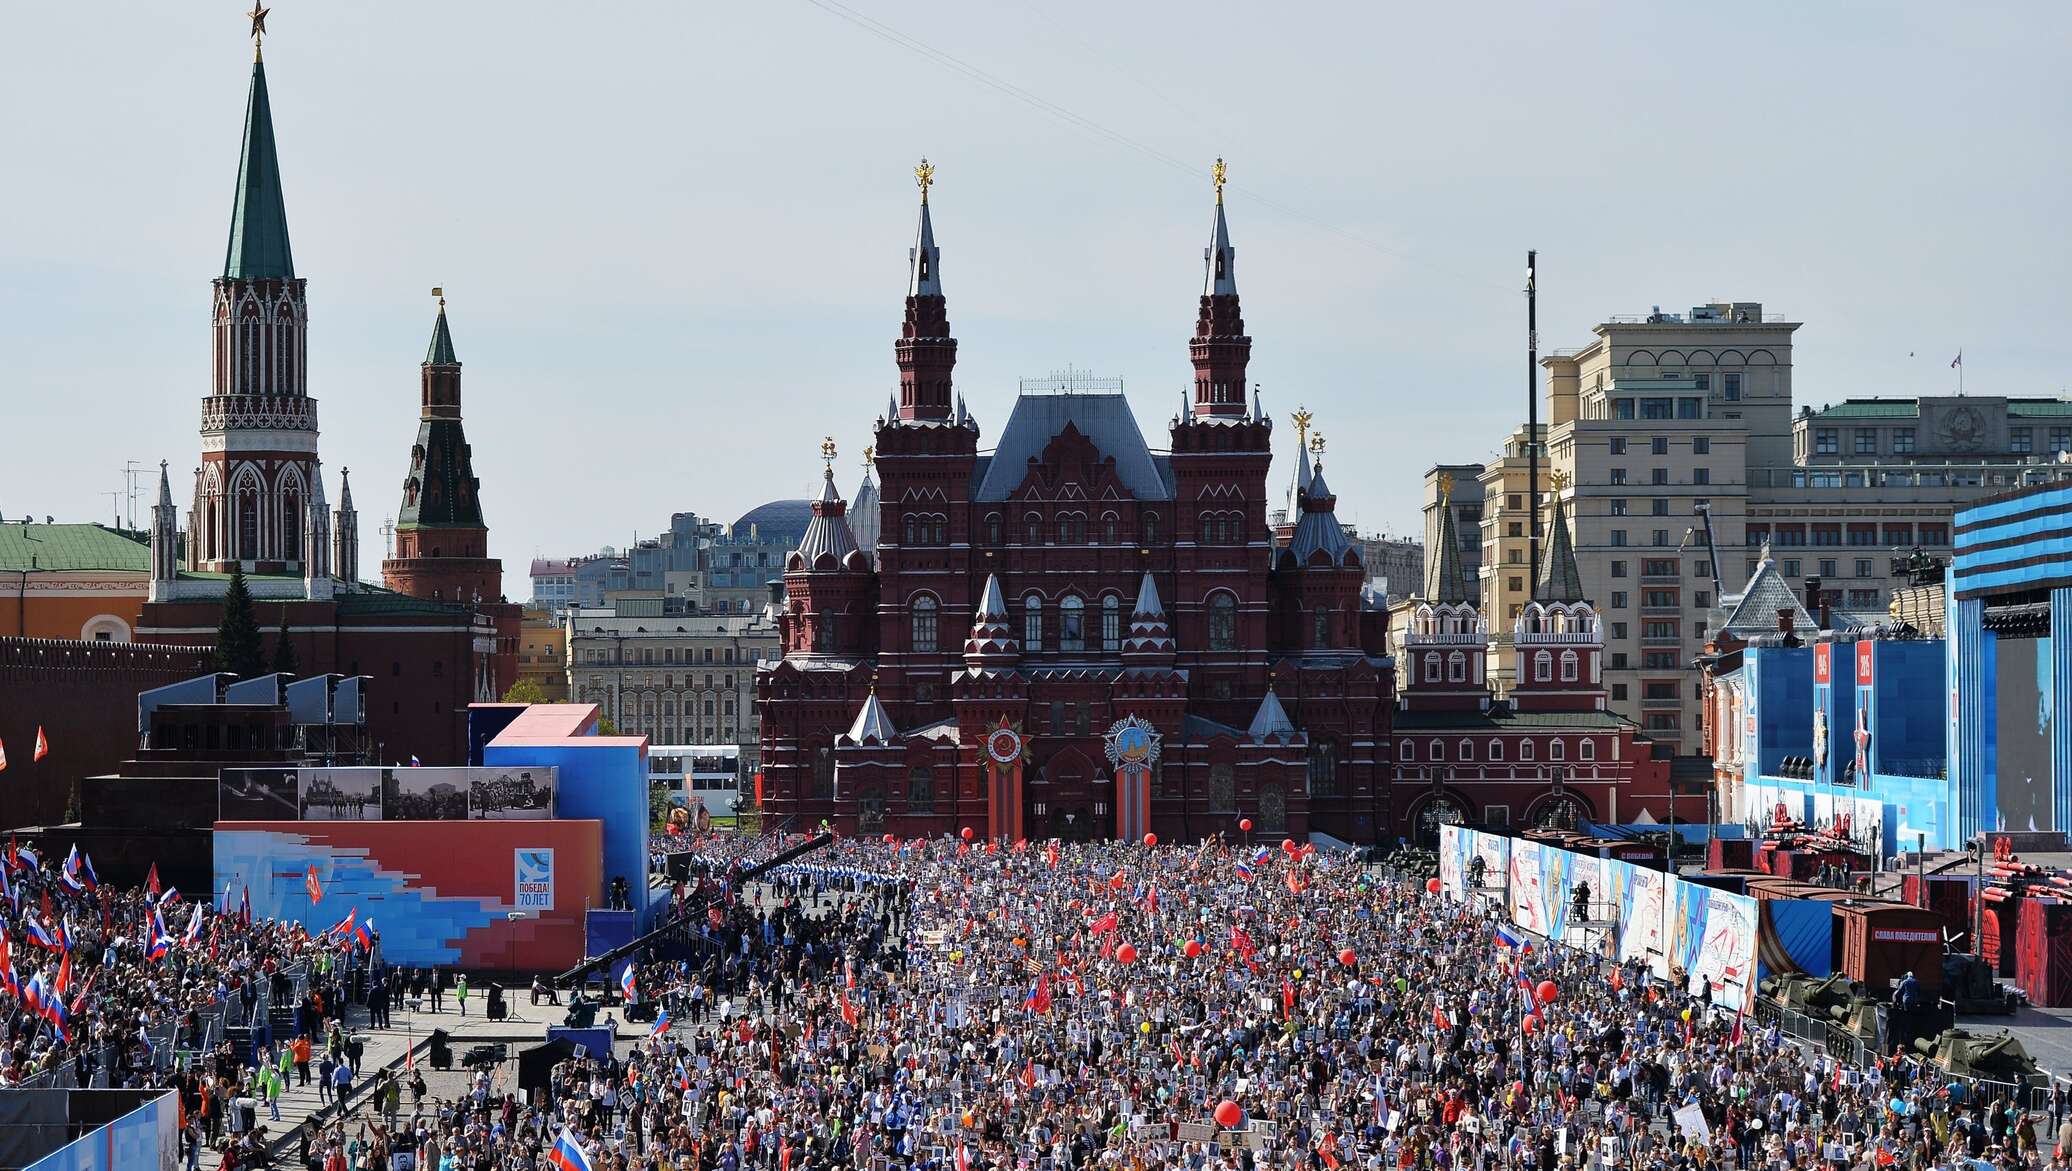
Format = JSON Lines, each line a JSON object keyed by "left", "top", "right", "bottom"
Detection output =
{"left": 271, "top": 611, "right": 298, "bottom": 676}
{"left": 213, "top": 565, "right": 265, "bottom": 677}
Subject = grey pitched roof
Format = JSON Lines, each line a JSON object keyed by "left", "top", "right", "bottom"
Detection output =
{"left": 794, "top": 469, "right": 861, "bottom": 567}
{"left": 851, "top": 471, "right": 879, "bottom": 554}
{"left": 1535, "top": 495, "right": 1586, "bottom": 603}
{"left": 843, "top": 689, "right": 898, "bottom": 745}
{"left": 1247, "top": 687, "right": 1297, "bottom": 743}
{"left": 908, "top": 197, "right": 941, "bottom": 297}
{"left": 1289, "top": 459, "right": 1358, "bottom": 566}
{"left": 973, "top": 392, "right": 1171, "bottom": 501}
{"left": 1719, "top": 558, "right": 1816, "bottom": 637}
{"left": 1424, "top": 489, "right": 1472, "bottom": 604}
{"left": 425, "top": 304, "right": 459, "bottom": 366}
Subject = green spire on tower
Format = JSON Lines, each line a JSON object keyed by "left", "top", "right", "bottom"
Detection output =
{"left": 425, "top": 290, "right": 460, "bottom": 366}
{"left": 223, "top": 58, "right": 295, "bottom": 279}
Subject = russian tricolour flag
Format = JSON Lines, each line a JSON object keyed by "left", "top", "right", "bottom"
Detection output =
{"left": 1494, "top": 924, "right": 1529, "bottom": 952}
{"left": 546, "top": 1127, "right": 595, "bottom": 1171}
{"left": 1233, "top": 859, "right": 1254, "bottom": 881}
{"left": 620, "top": 964, "right": 638, "bottom": 1004}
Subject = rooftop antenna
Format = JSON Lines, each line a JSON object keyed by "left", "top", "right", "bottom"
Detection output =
{"left": 123, "top": 460, "right": 146, "bottom": 529}
{"left": 104, "top": 491, "right": 123, "bottom": 528}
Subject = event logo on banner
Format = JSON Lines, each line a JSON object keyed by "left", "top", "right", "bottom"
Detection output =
{"left": 514, "top": 849, "right": 554, "bottom": 910}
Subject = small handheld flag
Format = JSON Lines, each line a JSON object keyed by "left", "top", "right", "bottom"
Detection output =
{"left": 33, "top": 727, "right": 48, "bottom": 763}
{"left": 620, "top": 964, "right": 638, "bottom": 1004}
{"left": 547, "top": 1126, "right": 596, "bottom": 1171}
{"left": 305, "top": 865, "right": 323, "bottom": 906}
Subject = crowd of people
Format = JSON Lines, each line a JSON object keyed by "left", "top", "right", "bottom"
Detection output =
{"left": 9, "top": 832, "right": 2071, "bottom": 1171}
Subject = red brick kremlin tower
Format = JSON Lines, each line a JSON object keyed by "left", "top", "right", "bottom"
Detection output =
{"left": 381, "top": 294, "right": 520, "bottom": 697}
{"left": 136, "top": 18, "right": 507, "bottom": 762}
{"left": 757, "top": 161, "right": 1394, "bottom": 844}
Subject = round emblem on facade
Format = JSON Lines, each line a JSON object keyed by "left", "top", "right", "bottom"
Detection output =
{"left": 1938, "top": 404, "right": 1986, "bottom": 451}
{"left": 1103, "top": 715, "right": 1162, "bottom": 769}
{"left": 985, "top": 726, "right": 1024, "bottom": 766}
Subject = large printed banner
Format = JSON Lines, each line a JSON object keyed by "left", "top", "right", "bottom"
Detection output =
{"left": 220, "top": 766, "right": 556, "bottom": 823}
{"left": 1439, "top": 825, "right": 1778, "bottom": 1011}
{"left": 215, "top": 819, "right": 601, "bottom": 969}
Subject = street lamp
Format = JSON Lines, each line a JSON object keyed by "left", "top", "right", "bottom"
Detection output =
{"left": 504, "top": 909, "right": 530, "bottom": 1011}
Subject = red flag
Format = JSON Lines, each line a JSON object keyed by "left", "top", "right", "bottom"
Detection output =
{"left": 956, "top": 1144, "right": 971, "bottom": 1171}
{"left": 1088, "top": 911, "right": 1119, "bottom": 937}
{"left": 54, "top": 950, "right": 72, "bottom": 999}
{"left": 1108, "top": 872, "right": 1128, "bottom": 891}
{"left": 145, "top": 864, "right": 161, "bottom": 898}
{"left": 1045, "top": 841, "right": 1059, "bottom": 869}
{"left": 1282, "top": 977, "right": 1296, "bottom": 1019}
{"left": 1021, "top": 1058, "right": 1037, "bottom": 1089}
{"left": 0, "top": 738, "right": 7, "bottom": 772}
{"left": 1286, "top": 867, "right": 1306, "bottom": 896}
{"left": 1029, "top": 973, "right": 1051, "bottom": 1015}
{"left": 305, "top": 866, "right": 323, "bottom": 906}
{"left": 1434, "top": 1005, "right": 1452, "bottom": 1031}
{"left": 840, "top": 987, "right": 858, "bottom": 1027}
{"left": 33, "top": 728, "right": 48, "bottom": 763}
{"left": 779, "top": 1138, "right": 792, "bottom": 1171}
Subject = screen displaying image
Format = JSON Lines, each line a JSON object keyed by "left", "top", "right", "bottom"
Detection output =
{"left": 219, "top": 768, "right": 300, "bottom": 820}
{"left": 297, "top": 768, "right": 384, "bottom": 821}
{"left": 470, "top": 769, "right": 554, "bottom": 819}
{"left": 1993, "top": 635, "right": 2054, "bottom": 833}
{"left": 385, "top": 767, "right": 468, "bottom": 820}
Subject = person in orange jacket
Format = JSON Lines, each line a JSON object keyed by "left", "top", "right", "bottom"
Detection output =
{"left": 291, "top": 1034, "right": 313, "bottom": 1086}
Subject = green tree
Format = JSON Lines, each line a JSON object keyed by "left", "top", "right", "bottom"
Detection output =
{"left": 271, "top": 611, "right": 298, "bottom": 676}
{"left": 597, "top": 716, "right": 619, "bottom": 736}
{"left": 502, "top": 678, "right": 549, "bottom": 705}
{"left": 213, "top": 566, "right": 265, "bottom": 677}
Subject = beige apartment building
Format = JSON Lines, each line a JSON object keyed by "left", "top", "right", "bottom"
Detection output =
{"left": 1426, "top": 301, "right": 2072, "bottom": 757}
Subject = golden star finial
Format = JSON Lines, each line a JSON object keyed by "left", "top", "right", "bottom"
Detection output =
{"left": 915, "top": 158, "right": 935, "bottom": 204}
{"left": 820, "top": 436, "right": 838, "bottom": 466}
{"left": 1212, "top": 157, "right": 1227, "bottom": 204}
{"left": 248, "top": 1, "right": 270, "bottom": 59}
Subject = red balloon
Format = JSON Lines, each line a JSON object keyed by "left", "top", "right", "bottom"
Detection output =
{"left": 961, "top": 827, "right": 975, "bottom": 841}
{"left": 1521, "top": 1015, "right": 1538, "bottom": 1034}
{"left": 1238, "top": 819, "right": 1253, "bottom": 833}
{"left": 1536, "top": 980, "right": 1559, "bottom": 1006}
{"left": 883, "top": 833, "right": 896, "bottom": 844}
{"left": 1425, "top": 878, "right": 1442, "bottom": 894}
{"left": 1115, "top": 943, "right": 1138, "bottom": 964}
{"left": 1143, "top": 833, "right": 1158, "bottom": 848}
{"left": 1338, "top": 948, "right": 1358, "bottom": 968}
{"left": 1213, "top": 1100, "right": 1243, "bottom": 1129}
{"left": 1281, "top": 838, "right": 1297, "bottom": 854}
{"left": 1184, "top": 939, "right": 1203, "bottom": 958}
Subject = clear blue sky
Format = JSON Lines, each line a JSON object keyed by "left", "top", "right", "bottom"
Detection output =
{"left": 2, "top": 2, "right": 2066, "bottom": 584}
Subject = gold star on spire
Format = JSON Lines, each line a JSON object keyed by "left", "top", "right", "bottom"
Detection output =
{"left": 915, "top": 158, "right": 935, "bottom": 204}
{"left": 247, "top": 1, "right": 270, "bottom": 60}
{"left": 1212, "top": 157, "right": 1227, "bottom": 204}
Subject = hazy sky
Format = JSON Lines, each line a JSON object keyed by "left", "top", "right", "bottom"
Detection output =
{"left": 3, "top": 2, "right": 2067, "bottom": 587}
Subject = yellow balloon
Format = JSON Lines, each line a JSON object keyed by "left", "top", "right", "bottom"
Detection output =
{"left": 1140, "top": 1021, "right": 1152, "bottom": 1034}
{"left": 1680, "top": 1009, "right": 1692, "bottom": 1022}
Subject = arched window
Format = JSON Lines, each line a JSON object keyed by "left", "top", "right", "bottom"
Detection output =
{"left": 1424, "top": 654, "right": 1441, "bottom": 683}
{"left": 985, "top": 514, "right": 1002, "bottom": 544}
{"left": 1312, "top": 609, "right": 1330, "bottom": 648}
{"left": 1579, "top": 738, "right": 1596, "bottom": 761}
{"left": 1207, "top": 593, "right": 1237, "bottom": 651}
{"left": 235, "top": 479, "right": 260, "bottom": 561}
{"left": 1400, "top": 740, "right": 1416, "bottom": 763}
{"left": 1560, "top": 650, "right": 1579, "bottom": 682}
{"left": 240, "top": 310, "right": 261, "bottom": 391}
{"left": 1101, "top": 596, "right": 1121, "bottom": 651}
{"left": 277, "top": 308, "right": 296, "bottom": 391}
{"left": 1549, "top": 738, "right": 1565, "bottom": 761}
{"left": 930, "top": 515, "right": 948, "bottom": 545}
{"left": 1534, "top": 651, "right": 1553, "bottom": 682}
{"left": 1103, "top": 514, "right": 1119, "bottom": 544}
{"left": 902, "top": 515, "right": 917, "bottom": 545}
{"left": 1520, "top": 739, "right": 1535, "bottom": 762}
{"left": 1489, "top": 739, "right": 1505, "bottom": 762}
{"left": 1059, "top": 596, "right": 1085, "bottom": 652}
{"left": 281, "top": 486, "right": 301, "bottom": 562}
{"left": 1307, "top": 741, "right": 1338, "bottom": 796}
{"left": 1429, "top": 739, "right": 1446, "bottom": 762}
{"left": 1142, "top": 512, "right": 1160, "bottom": 543}
{"left": 1448, "top": 651, "right": 1467, "bottom": 683}
{"left": 1023, "top": 594, "right": 1044, "bottom": 650}
{"left": 910, "top": 595, "right": 938, "bottom": 652}
{"left": 1458, "top": 738, "right": 1475, "bottom": 762}
{"left": 1025, "top": 514, "right": 1042, "bottom": 545}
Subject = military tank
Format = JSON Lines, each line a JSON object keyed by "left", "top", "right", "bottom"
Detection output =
{"left": 1913, "top": 1028, "right": 2048, "bottom": 1089}
{"left": 1758, "top": 972, "right": 1885, "bottom": 1059}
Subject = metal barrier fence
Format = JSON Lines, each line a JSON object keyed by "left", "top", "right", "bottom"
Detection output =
{"left": 1749, "top": 994, "right": 1873, "bottom": 1066}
